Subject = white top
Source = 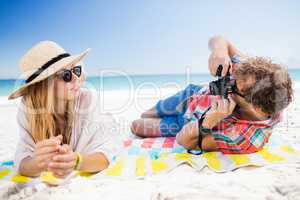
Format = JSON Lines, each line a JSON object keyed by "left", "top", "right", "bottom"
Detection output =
{"left": 14, "top": 89, "right": 121, "bottom": 172}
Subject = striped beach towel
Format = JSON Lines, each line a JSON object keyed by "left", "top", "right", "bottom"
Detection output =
{"left": 1, "top": 135, "right": 300, "bottom": 186}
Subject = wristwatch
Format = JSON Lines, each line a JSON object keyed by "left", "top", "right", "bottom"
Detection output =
{"left": 188, "top": 120, "right": 212, "bottom": 155}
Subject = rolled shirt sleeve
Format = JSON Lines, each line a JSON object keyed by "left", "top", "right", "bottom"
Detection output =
{"left": 14, "top": 104, "right": 35, "bottom": 172}
{"left": 78, "top": 112, "right": 121, "bottom": 164}
{"left": 212, "top": 124, "right": 273, "bottom": 154}
{"left": 73, "top": 90, "right": 121, "bottom": 164}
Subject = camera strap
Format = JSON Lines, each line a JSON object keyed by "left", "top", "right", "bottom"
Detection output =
{"left": 196, "top": 106, "right": 211, "bottom": 150}
{"left": 187, "top": 106, "right": 211, "bottom": 156}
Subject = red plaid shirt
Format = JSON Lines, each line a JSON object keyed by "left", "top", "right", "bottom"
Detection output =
{"left": 185, "top": 87, "right": 281, "bottom": 154}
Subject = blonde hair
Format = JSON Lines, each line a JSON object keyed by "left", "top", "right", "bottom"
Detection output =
{"left": 22, "top": 76, "right": 74, "bottom": 144}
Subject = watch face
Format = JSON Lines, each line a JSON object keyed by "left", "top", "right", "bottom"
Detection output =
{"left": 187, "top": 149, "right": 203, "bottom": 155}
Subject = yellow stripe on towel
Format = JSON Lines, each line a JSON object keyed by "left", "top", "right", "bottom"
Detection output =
{"left": 151, "top": 159, "right": 168, "bottom": 173}
{"left": 40, "top": 172, "right": 60, "bottom": 185}
{"left": 280, "top": 145, "right": 300, "bottom": 155}
{"left": 175, "top": 153, "right": 192, "bottom": 161}
{"left": 202, "top": 152, "right": 221, "bottom": 171}
{"left": 257, "top": 148, "right": 285, "bottom": 163}
{"left": 136, "top": 155, "right": 146, "bottom": 177}
{"left": 11, "top": 175, "right": 29, "bottom": 183}
{"left": 106, "top": 159, "right": 125, "bottom": 176}
{"left": 228, "top": 154, "right": 250, "bottom": 166}
{"left": 0, "top": 168, "right": 11, "bottom": 179}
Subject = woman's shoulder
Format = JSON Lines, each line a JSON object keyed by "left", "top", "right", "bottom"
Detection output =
{"left": 75, "top": 88, "right": 118, "bottom": 129}
{"left": 76, "top": 88, "right": 114, "bottom": 119}
{"left": 16, "top": 98, "right": 31, "bottom": 134}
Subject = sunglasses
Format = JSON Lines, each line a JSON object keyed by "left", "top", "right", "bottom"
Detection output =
{"left": 57, "top": 65, "right": 82, "bottom": 82}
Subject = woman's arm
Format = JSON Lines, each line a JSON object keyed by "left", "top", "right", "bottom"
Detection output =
{"left": 19, "top": 156, "right": 44, "bottom": 177}
{"left": 79, "top": 152, "right": 109, "bottom": 173}
{"left": 48, "top": 145, "right": 110, "bottom": 178}
{"left": 19, "top": 136, "right": 62, "bottom": 177}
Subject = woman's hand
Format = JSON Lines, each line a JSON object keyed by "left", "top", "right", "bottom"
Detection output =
{"left": 48, "top": 144, "right": 77, "bottom": 179}
{"left": 32, "top": 135, "right": 62, "bottom": 173}
{"left": 202, "top": 95, "right": 236, "bottom": 129}
{"left": 208, "top": 50, "right": 232, "bottom": 77}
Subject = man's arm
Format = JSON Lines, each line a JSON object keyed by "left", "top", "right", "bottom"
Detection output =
{"left": 176, "top": 122, "right": 218, "bottom": 151}
{"left": 208, "top": 35, "right": 245, "bottom": 76}
{"left": 176, "top": 96, "right": 236, "bottom": 151}
{"left": 209, "top": 35, "right": 245, "bottom": 58}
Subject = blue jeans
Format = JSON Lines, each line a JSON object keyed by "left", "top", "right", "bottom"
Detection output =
{"left": 155, "top": 84, "right": 203, "bottom": 136}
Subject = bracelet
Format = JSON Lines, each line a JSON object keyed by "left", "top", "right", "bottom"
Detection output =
{"left": 74, "top": 152, "right": 82, "bottom": 170}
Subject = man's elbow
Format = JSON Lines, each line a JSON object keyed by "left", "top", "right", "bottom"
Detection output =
{"left": 210, "top": 35, "right": 225, "bottom": 40}
{"left": 209, "top": 35, "right": 227, "bottom": 44}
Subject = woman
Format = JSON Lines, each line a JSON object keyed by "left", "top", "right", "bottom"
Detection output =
{"left": 9, "top": 41, "right": 119, "bottom": 178}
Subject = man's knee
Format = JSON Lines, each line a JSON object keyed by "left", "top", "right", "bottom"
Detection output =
{"left": 141, "top": 107, "right": 158, "bottom": 118}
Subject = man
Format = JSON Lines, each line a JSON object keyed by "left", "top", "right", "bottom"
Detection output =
{"left": 131, "top": 36, "right": 293, "bottom": 154}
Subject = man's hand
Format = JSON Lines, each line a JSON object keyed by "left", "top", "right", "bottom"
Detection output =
{"left": 208, "top": 50, "right": 232, "bottom": 77}
{"left": 202, "top": 95, "right": 236, "bottom": 129}
{"left": 48, "top": 144, "right": 77, "bottom": 179}
{"left": 32, "top": 135, "right": 62, "bottom": 172}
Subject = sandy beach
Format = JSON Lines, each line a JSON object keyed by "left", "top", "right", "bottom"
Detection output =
{"left": 1, "top": 84, "right": 300, "bottom": 200}
{"left": 1, "top": 0, "right": 299, "bottom": 199}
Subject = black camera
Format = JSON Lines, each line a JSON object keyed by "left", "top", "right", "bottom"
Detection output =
{"left": 209, "top": 65, "right": 242, "bottom": 99}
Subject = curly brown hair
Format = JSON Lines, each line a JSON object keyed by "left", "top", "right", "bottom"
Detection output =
{"left": 234, "top": 57, "right": 293, "bottom": 116}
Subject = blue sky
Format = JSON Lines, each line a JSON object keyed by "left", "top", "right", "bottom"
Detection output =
{"left": 0, "top": 0, "right": 299, "bottom": 79}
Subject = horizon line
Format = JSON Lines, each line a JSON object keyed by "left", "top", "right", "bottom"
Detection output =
{"left": 0, "top": 72, "right": 213, "bottom": 80}
{"left": 1, "top": 68, "right": 300, "bottom": 80}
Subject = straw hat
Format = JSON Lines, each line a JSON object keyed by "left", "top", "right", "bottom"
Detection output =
{"left": 8, "top": 41, "right": 90, "bottom": 100}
